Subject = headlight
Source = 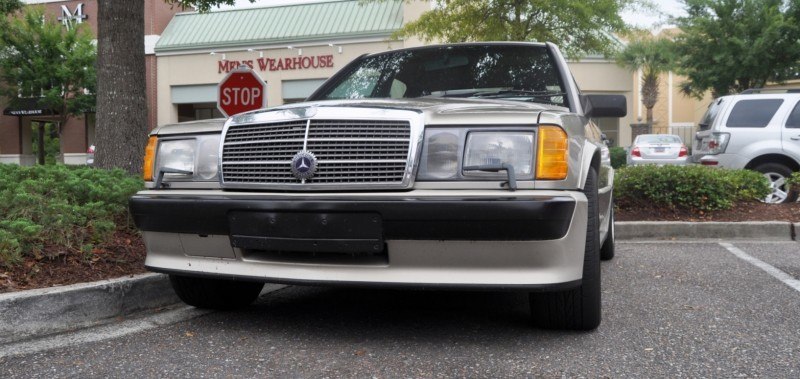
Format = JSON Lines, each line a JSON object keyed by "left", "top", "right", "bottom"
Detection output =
{"left": 463, "top": 132, "right": 534, "bottom": 177}
{"left": 418, "top": 129, "right": 462, "bottom": 179}
{"left": 417, "top": 128, "right": 536, "bottom": 181}
{"left": 158, "top": 139, "right": 196, "bottom": 175}
{"left": 150, "top": 134, "right": 221, "bottom": 183}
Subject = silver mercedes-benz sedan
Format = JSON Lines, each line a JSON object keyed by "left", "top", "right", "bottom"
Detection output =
{"left": 130, "top": 42, "right": 627, "bottom": 330}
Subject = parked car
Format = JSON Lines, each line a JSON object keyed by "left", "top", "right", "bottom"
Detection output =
{"left": 692, "top": 90, "right": 800, "bottom": 203}
{"left": 129, "top": 42, "right": 626, "bottom": 330}
{"left": 627, "top": 134, "right": 688, "bottom": 166}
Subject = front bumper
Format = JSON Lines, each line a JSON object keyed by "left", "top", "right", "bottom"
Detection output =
{"left": 130, "top": 190, "right": 587, "bottom": 289}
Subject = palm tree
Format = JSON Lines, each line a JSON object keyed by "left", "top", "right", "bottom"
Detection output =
{"left": 615, "top": 38, "right": 674, "bottom": 129}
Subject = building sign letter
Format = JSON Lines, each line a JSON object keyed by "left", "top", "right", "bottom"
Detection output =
{"left": 58, "top": 4, "right": 88, "bottom": 29}
{"left": 216, "top": 55, "right": 335, "bottom": 74}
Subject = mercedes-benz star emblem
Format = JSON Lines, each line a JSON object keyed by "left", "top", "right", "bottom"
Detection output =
{"left": 291, "top": 151, "right": 317, "bottom": 181}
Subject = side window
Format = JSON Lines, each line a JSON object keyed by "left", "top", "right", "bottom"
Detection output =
{"left": 786, "top": 101, "right": 800, "bottom": 129}
{"left": 726, "top": 99, "right": 784, "bottom": 128}
{"left": 389, "top": 79, "right": 407, "bottom": 98}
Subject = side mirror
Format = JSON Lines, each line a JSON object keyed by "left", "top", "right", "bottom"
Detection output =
{"left": 583, "top": 94, "right": 627, "bottom": 118}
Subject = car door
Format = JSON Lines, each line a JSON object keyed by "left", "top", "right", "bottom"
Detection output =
{"left": 782, "top": 99, "right": 800, "bottom": 162}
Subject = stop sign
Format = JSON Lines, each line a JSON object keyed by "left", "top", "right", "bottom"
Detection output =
{"left": 217, "top": 65, "right": 267, "bottom": 117}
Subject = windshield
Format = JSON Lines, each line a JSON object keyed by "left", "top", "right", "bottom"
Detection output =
{"left": 310, "top": 45, "right": 568, "bottom": 107}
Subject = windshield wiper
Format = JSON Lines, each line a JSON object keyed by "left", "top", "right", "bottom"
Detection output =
{"left": 425, "top": 89, "right": 567, "bottom": 105}
{"left": 473, "top": 89, "right": 566, "bottom": 99}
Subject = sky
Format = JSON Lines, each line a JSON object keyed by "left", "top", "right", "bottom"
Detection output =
{"left": 219, "top": 0, "right": 688, "bottom": 30}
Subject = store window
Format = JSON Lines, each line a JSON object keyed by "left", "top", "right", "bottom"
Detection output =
{"left": 177, "top": 103, "right": 224, "bottom": 122}
{"left": 282, "top": 79, "right": 327, "bottom": 104}
{"left": 171, "top": 84, "right": 225, "bottom": 122}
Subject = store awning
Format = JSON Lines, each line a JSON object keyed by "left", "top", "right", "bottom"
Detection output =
{"left": 155, "top": 0, "right": 403, "bottom": 53}
{"left": 2, "top": 98, "right": 58, "bottom": 117}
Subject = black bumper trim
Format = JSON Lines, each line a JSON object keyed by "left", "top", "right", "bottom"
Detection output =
{"left": 147, "top": 265, "right": 582, "bottom": 292}
{"left": 130, "top": 194, "right": 576, "bottom": 241}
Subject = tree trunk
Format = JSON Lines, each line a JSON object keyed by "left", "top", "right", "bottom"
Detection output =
{"left": 94, "top": 0, "right": 147, "bottom": 175}
{"left": 641, "top": 71, "right": 659, "bottom": 130}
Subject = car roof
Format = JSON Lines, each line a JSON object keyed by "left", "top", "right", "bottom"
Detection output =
{"left": 719, "top": 92, "right": 800, "bottom": 101}
{"left": 362, "top": 41, "right": 550, "bottom": 58}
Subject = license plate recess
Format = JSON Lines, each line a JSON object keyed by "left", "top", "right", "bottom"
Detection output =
{"left": 228, "top": 212, "right": 383, "bottom": 254}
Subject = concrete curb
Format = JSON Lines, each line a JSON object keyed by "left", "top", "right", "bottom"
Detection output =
{"left": 617, "top": 221, "right": 795, "bottom": 241}
{"left": 0, "top": 273, "right": 179, "bottom": 344}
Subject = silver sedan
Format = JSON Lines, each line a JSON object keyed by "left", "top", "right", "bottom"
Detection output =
{"left": 627, "top": 134, "right": 689, "bottom": 166}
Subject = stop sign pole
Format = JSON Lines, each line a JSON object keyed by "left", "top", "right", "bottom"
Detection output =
{"left": 217, "top": 65, "right": 267, "bottom": 117}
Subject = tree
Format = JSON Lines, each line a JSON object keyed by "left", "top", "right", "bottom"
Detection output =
{"left": 0, "top": 7, "right": 96, "bottom": 165}
{"left": 384, "top": 0, "right": 644, "bottom": 58}
{"left": 615, "top": 37, "right": 673, "bottom": 127}
{"left": 94, "top": 0, "right": 252, "bottom": 174}
{"left": 673, "top": 0, "right": 800, "bottom": 98}
{"left": 0, "top": 0, "right": 21, "bottom": 15}
{"left": 94, "top": 1, "right": 147, "bottom": 174}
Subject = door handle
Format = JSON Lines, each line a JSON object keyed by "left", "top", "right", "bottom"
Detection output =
{"left": 792, "top": 136, "right": 800, "bottom": 141}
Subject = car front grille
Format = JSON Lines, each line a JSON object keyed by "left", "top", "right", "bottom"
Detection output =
{"left": 221, "top": 119, "right": 412, "bottom": 187}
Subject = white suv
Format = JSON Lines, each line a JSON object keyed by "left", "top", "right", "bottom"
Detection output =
{"left": 692, "top": 91, "right": 800, "bottom": 203}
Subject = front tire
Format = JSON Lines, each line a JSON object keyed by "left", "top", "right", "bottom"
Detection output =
{"left": 169, "top": 275, "right": 264, "bottom": 310}
{"left": 529, "top": 167, "right": 602, "bottom": 330}
{"left": 754, "top": 163, "right": 798, "bottom": 204}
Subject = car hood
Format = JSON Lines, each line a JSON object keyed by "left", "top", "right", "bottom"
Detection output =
{"left": 243, "top": 97, "right": 567, "bottom": 126}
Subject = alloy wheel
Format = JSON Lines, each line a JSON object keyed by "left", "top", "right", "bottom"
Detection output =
{"left": 763, "top": 172, "right": 788, "bottom": 204}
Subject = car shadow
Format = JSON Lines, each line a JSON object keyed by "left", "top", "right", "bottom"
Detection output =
{"left": 203, "top": 286, "right": 574, "bottom": 342}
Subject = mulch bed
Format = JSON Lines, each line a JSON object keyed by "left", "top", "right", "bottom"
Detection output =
{"left": 2, "top": 201, "right": 798, "bottom": 294}
{"left": 617, "top": 201, "right": 800, "bottom": 223}
{"left": 0, "top": 228, "right": 147, "bottom": 294}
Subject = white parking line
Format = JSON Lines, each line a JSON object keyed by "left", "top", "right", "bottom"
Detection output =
{"left": 0, "top": 306, "right": 212, "bottom": 359}
{"left": 0, "top": 284, "right": 288, "bottom": 359}
{"left": 720, "top": 242, "right": 800, "bottom": 293}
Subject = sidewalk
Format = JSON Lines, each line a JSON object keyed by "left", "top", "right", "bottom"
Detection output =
{"left": 1, "top": 221, "right": 796, "bottom": 345}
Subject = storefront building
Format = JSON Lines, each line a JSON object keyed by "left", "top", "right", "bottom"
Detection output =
{"left": 0, "top": 0, "right": 183, "bottom": 165}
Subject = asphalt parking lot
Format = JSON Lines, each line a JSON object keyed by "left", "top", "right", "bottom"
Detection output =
{"left": 1, "top": 240, "right": 799, "bottom": 378}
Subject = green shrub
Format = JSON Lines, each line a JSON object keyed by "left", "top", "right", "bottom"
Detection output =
{"left": 0, "top": 229, "right": 23, "bottom": 267}
{"left": 723, "top": 169, "right": 774, "bottom": 202}
{"left": 787, "top": 171, "right": 800, "bottom": 192}
{"left": 614, "top": 165, "right": 771, "bottom": 211}
{"left": 0, "top": 164, "right": 143, "bottom": 268}
{"left": 609, "top": 146, "right": 627, "bottom": 169}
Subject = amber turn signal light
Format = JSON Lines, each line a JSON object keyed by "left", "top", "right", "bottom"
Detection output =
{"left": 536, "top": 125, "right": 568, "bottom": 180}
{"left": 143, "top": 136, "right": 158, "bottom": 181}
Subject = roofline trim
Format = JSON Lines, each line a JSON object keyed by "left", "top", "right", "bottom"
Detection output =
{"left": 155, "top": 35, "right": 398, "bottom": 56}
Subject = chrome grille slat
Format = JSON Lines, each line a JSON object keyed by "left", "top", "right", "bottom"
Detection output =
{"left": 224, "top": 139, "right": 305, "bottom": 146}
{"left": 221, "top": 119, "right": 412, "bottom": 187}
